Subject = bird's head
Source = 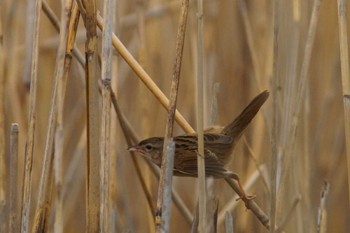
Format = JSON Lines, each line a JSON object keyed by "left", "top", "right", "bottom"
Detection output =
{"left": 128, "top": 137, "right": 164, "bottom": 166}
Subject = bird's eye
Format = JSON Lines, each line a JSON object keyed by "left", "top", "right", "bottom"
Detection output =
{"left": 145, "top": 144, "right": 153, "bottom": 151}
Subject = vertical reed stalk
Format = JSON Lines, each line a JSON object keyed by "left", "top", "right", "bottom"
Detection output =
{"left": 9, "top": 124, "right": 19, "bottom": 233}
{"left": 20, "top": 0, "right": 42, "bottom": 231}
{"left": 337, "top": 0, "right": 350, "bottom": 206}
{"left": 31, "top": 0, "right": 68, "bottom": 232}
{"left": 270, "top": 0, "right": 280, "bottom": 231}
{"left": 0, "top": 9, "right": 6, "bottom": 233}
{"left": 196, "top": 0, "right": 206, "bottom": 232}
{"left": 155, "top": 1, "right": 189, "bottom": 232}
{"left": 100, "top": 0, "right": 113, "bottom": 230}
{"left": 78, "top": 0, "right": 100, "bottom": 231}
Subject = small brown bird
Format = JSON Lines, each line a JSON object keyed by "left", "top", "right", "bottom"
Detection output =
{"left": 129, "top": 91, "right": 269, "bottom": 199}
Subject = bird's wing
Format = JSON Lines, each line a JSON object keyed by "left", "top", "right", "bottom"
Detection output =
{"left": 173, "top": 148, "right": 229, "bottom": 178}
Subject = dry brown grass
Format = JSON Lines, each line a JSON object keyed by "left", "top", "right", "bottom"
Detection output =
{"left": 1, "top": 0, "right": 350, "bottom": 232}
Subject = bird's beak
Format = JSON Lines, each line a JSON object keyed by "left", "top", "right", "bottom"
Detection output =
{"left": 128, "top": 145, "right": 140, "bottom": 152}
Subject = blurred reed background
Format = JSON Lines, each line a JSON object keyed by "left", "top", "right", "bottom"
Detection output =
{"left": 0, "top": 0, "right": 350, "bottom": 232}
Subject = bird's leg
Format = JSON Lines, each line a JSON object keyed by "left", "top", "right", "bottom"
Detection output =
{"left": 227, "top": 172, "right": 256, "bottom": 201}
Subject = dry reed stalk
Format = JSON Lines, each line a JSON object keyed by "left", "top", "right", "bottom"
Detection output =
{"left": 96, "top": 14, "right": 195, "bottom": 134}
{"left": 207, "top": 198, "right": 219, "bottom": 233}
{"left": 0, "top": 10, "right": 6, "bottom": 233}
{"left": 77, "top": 0, "right": 101, "bottom": 232}
{"left": 31, "top": 1, "right": 69, "bottom": 232}
{"left": 42, "top": 1, "right": 84, "bottom": 68}
{"left": 237, "top": 0, "right": 262, "bottom": 89}
{"left": 294, "top": 0, "right": 321, "bottom": 130}
{"left": 316, "top": 182, "right": 329, "bottom": 233}
{"left": 120, "top": 1, "right": 181, "bottom": 30}
{"left": 276, "top": 1, "right": 302, "bottom": 232}
{"left": 159, "top": 139, "right": 176, "bottom": 232}
{"left": 100, "top": 81, "right": 111, "bottom": 232}
{"left": 110, "top": 91, "right": 156, "bottom": 219}
{"left": 40, "top": 4, "right": 82, "bottom": 231}
{"left": 190, "top": 203, "right": 199, "bottom": 233}
{"left": 270, "top": 0, "right": 280, "bottom": 231}
{"left": 53, "top": 1, "right": 78, "bottom": 232}
{"left": 275, "top": 195, "right": 301, "bottom": 233}
{"left": 109, "top": 2, "right": 119, "bottom": 231}
{"left": 9, "top": 124, "right": 19, "bottom": 233}
{"left": 218, "top": 164, "right": 268, "bottom": 225}
{"left": 100, "top": 0, "right": 113, "bottom": 230}
{"left": 243, "top": 137, "right": 270, "bottom": 191}
{"left": 224, "top": 211, "right": 233, "bottom": 233}
{"left": 196, "top": 0, "right": 206, "bottom": 232}
{"left": 20, "top": 0, "right": 42, "bottom": 231}
{"left": 225, "top": 178, "right": 270, "bottom": 229}
{"left": 155, "top": 0, "right": 189, "bottom": 231}
{"left": 337, "top": 0, "right": 350, "bottom": 205}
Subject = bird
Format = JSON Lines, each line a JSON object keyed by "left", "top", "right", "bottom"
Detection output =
{"left": 128, "top": 90, "right": 269, "bottom": 199}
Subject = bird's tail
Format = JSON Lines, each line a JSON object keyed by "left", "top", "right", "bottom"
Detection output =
{"left": 221, "top": 90, "right": 269, "bottom": 138}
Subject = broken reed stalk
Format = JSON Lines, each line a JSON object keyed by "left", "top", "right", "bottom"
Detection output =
{"left": 196, "top": 0, "right": 206, "bottom": 232}
{"left": 20, "top": 0, "right": 42, "bottom": 231}
{"left": 77, "top": 0, "right": 101, "bottom": 232}
{"left": 155, "top": 0, "right": 189, "bottom": 231}
{"left": 9, "top": 124, "right": 19, "bottom": 233}
{"left": 96, "top": 13, "right": 195, "bottom": 134}
{"left": 100, "top": 0, "right": 113, "bottom": 230}
{"left": 31, "top": 1, "right": 69, "bottom": 232}
{"left": 42, "top": 1, "right": 84, "bottom": 67}
{"left": 337, "top": 0, "right": 350, "bottom": 206}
